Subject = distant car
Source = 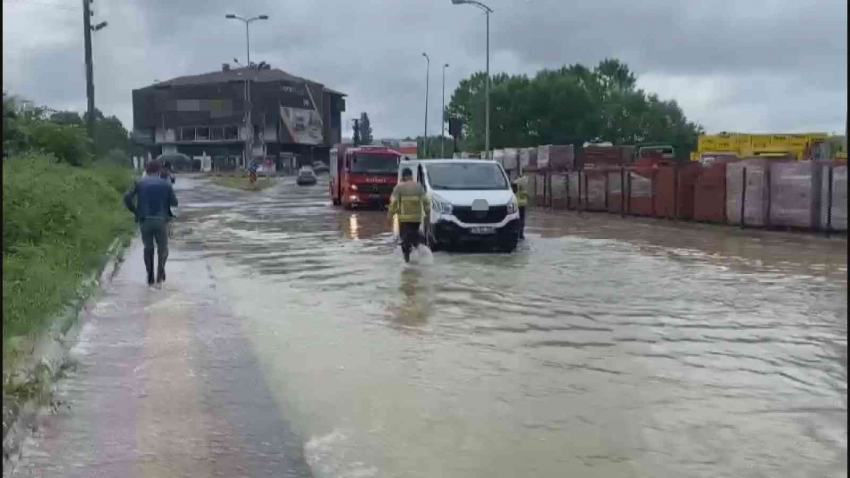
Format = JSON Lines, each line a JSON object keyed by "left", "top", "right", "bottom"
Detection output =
{"left": 297, "top": 166, "right": 317, "bottom": 186}
{"left": 312, "top": 161, "right": 329, "bottom": 175}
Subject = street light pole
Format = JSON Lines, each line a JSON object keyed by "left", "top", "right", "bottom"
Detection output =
{"left": 226, "top": 14, "right": 268, "bottom": 169}
{"left": 442, "top": 63, "right": 449, "bottom": 158}
{"left": 422, "top": 52, "right": 430, "bottom": 158}
{"left": 451, "top": 0, "right": 492, "bottom": 159}
{"left": 226, "top": 14, "right": 269, "bottom": 67}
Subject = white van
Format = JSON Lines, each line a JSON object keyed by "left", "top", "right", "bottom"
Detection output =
{"left": 397, "top": 158, "right": 521, "bottom": 252}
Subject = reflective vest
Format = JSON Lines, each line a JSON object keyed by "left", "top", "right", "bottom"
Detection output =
{"left": 513, "top": 176, "right": 529, "bottom": 207}
{"left": 388, "top": 181, "right": 430, "bottom": 223}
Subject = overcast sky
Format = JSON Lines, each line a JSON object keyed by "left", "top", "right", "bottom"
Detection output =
{"left": 3, "top": 0, "right": 847, "bottom": 140}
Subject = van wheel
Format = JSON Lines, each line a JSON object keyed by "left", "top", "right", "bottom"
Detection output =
{"left": 498, "top": 236, "right": 519, "bottom": 253}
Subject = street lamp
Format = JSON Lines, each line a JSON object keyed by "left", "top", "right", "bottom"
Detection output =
{"left": 442, "top": 63, "right": 449, "bottom": 158}
{"left": 422, "top": 52, "right": 430, "bottom": 158}
{"left": 225, "top": 13, "right": 269, "bottom": 66}
{"left": 451, "top": 0, "right": 492, "bottom": 159}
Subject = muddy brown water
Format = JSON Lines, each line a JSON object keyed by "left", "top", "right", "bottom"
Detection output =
{"left": 11, "top": 176, "right": 847, "bottom": 478}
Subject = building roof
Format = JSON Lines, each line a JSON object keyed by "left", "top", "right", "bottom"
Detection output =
{"left": 142, "top": 67, "right": 346, "bottom": 96}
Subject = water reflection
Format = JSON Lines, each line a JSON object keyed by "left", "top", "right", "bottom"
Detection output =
{"left": 386, "top": 267, "right": 433, "bottom": 329}
{"left": 349, "top": 214, "right": 359, "bottom": 240}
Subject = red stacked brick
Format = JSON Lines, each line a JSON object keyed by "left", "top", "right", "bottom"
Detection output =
{"left": 652, "top": 164, "right": 703, "bottom": 220}
{"left": 627, "top": 168, "right": 655, "bottom": 216}
{"left": 606, "top": 168, "right": 629, "bottom": 214}
{"left": 694, "top": 163, "right": 727, "bottom": 223}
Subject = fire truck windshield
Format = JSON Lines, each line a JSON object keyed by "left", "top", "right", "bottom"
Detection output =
{"left": 350, "top": 153, "right": 399, "bottom": 174}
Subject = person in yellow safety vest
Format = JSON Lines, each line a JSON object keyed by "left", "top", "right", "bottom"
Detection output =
{"left": 512, "top": 172, "right": 529, "bottom": 240}
{"left": 388, "top": 167, "right": 431, "bottom": 263}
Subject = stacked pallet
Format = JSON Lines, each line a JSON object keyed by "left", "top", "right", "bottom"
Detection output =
{"left": 769, "top": 161, "right": 821, "bottom": 229}
{"left": 819, "top": 162, "right": 848, "bottom": 231}
{"left": 726, "top": 158, "right": 770, "bottom": 226}
{"left": 537, "top": 145, "right": 576, "bottom": 171}
{"left": 694, "top": 163, "right": 727, "bottom": 223}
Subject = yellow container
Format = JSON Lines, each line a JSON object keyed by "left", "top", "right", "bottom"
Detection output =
{"left": 769, "top": 134, "right": 792, "bottom": 147}
{"left": 750, "top": 135, "right": 770, "bottom": 149}
{"left": 714, "top": 138, "right": 734, "bottom": 151}
{"left": 789, "top": 134, "right": 809, "bottom": 148}
{"left": 697, "top": 135, "right": 718, "bottom": 152}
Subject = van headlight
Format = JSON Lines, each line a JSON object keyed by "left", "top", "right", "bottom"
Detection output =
{"left": 506, "top": 200, "right": 518, "bottom": 215}
{"left": 432, "top": 197, "right": 453, "bottom": 215}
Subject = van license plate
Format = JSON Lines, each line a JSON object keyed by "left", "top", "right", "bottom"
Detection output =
{"left": 470, "top": 226, "right": 494, "bottom": 235}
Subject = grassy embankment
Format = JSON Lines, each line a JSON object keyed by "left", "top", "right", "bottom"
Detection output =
{"left": 209, "top": 172, "right": 277, "bottom": 191}
{"left": 2, "top": 154, "right": 136, "bottom": 365}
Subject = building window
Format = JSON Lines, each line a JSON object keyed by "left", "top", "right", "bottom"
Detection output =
{"left": 180, "top": 127, "right": 196, "bottom": 141}
{"left": 196, "top": 126, "right": 210, "bottom": 141}
{"left": 224, "top": 125, "right": 239, "bottom": 140}
{"left": 210, "top": 126, "right": 224, "bottom": 141}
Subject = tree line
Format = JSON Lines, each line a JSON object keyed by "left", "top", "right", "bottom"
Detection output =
{"left": 3, "top": 91, "right": 134, "bottom": 167}
{"left": 446, "top": 58, "right": 704, "bottom": 158}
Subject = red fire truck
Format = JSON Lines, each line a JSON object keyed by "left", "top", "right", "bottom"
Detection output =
{"left": 329, "top": 145, "right": 402, "bottom": 209}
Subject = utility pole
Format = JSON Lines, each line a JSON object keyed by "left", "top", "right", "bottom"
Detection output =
{"left": 82, "top": 0, "right": 107, "bottom": 149}
{"left": 442, "top": 63, "right": 449, "bottom": 158}
{"left": 82, "top": 0, "right": 94, "bottom": 143}
{"left": 422, "top": 52, "right": 430, "bottom": 158}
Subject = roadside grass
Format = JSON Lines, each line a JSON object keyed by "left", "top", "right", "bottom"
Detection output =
{"left": 2, "top": 154, "right": 136, "bottom": 365}
{"left": 210, "top": 173, "right": 277, "bottom": 191}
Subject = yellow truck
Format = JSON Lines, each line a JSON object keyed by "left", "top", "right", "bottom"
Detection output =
{"left": 695, "top": 132, "right": 841, "bottom": 161}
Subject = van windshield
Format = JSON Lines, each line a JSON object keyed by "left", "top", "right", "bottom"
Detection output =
{"left": 426, "top": 162, "right": 509, "bottom": 191}
{"left": 350, "top": 154, "right": 399, "bottom": 174}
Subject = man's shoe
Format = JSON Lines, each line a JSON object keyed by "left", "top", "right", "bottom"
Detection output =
{"left": 144, "top": 249, "right": 155, "bottom": 285}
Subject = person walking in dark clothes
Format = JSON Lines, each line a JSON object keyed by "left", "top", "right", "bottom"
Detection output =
{"left": 160, "top": 160, "right": 176, "bottom": 184}
{"left": 160, "top": 160, "right": 176, "bottom": 238}
{"left": 124, "top": 160, "right": 178, "bottom": 287}
{"left": 388, "top": 168, "right": 430, "bottom": 263}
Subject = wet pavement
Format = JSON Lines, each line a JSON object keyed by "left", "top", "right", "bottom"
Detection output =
{"left": 10, "top": 176, "right": 847, "bottom": 478}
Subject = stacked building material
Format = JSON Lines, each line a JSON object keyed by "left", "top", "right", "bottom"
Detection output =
{"left": 503, "top": 148, "right": 519, "bottom": 172}
{"left": 519, "top": 147, "right": 538, "bottom": 171}
{"left": 534, "top": 173, "right": 547, "bottom": 207}
{"left": 568, "top": 171, "right": 581, "bottom": 210}
{"left": 726, "top": 158, "right": 770, "bottom": 227}
{"left": 537, "top": 145, "right": 576, "bottom": 171}
{"left": 694, "top": 163, "right": 727, "bottom": 223}
{"left": 768, "top": 161, "right": 822, "bottom": 229}
{"left": 582, "top": 145, "right": 635, "bottom": 170}
{"left": 628, "top": 168, "right": 655, "bottom": 216}
{"left": 527, "top": 171, "right": 537, "bottom": 202}
{"left": 584, "top": 170, "right": 608, "bottom": 211}
{"left": 493, "top": 149, "right": 505, "bottom": 169}
{"left": 653, "top": 164, "right": 703, "bottom": 220}
{"left": 606, "top": 168, "right": 629, "bottom": 214}
{"left": 550, "top": 173, "right": 569, "bottom": 209}
{"left": 819, "top": 162, "right": 848, "bottom": 231}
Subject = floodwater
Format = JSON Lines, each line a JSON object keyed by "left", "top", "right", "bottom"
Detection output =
{"left": 11, "top": 176, "right": 847, "bottom": 478}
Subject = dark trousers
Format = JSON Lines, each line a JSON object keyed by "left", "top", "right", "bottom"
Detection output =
{"left": 140, "top": 219, "right": 169, "bottom": 283}
{"left": 519, "top": 206, "right": 527, "bottom": 238}
{"left": 399, "top": 222, "right": 422, "bottom": 258}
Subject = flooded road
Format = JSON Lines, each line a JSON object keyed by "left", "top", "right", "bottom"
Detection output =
{"left": 12, "top": 176, "right": 847, "bottom": 478}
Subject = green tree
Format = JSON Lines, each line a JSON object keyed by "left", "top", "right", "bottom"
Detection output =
{"left": 50, "top": 110, "right": 83, "bottom": 126}
{"left": 352, "top": 119, "right": 361, "bottom": 146}
{"left": 447, "top": 59, "right": 702, "bottom": 157}
{"left": 359, "top": 112, "right": 373, "bottom": 145}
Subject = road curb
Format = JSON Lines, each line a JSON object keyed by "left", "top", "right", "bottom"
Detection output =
{"left": 2, "top": 235, "right": 133, "bottom": 473}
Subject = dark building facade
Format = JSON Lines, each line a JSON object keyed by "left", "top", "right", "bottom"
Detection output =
{"left": 132, "top": 65, "right": 345, "bottom": 170}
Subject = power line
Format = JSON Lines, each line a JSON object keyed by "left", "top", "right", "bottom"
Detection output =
{"left": 2, "top": 0, "right": 79, "bottom": 11}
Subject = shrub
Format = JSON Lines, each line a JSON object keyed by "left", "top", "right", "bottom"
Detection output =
{"left": 2, "top": 154, "right": 135, "bottom": 342}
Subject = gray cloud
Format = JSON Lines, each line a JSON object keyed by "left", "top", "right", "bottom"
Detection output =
{"left": 3, "top": 0, "right": 846, "bottom": 140}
